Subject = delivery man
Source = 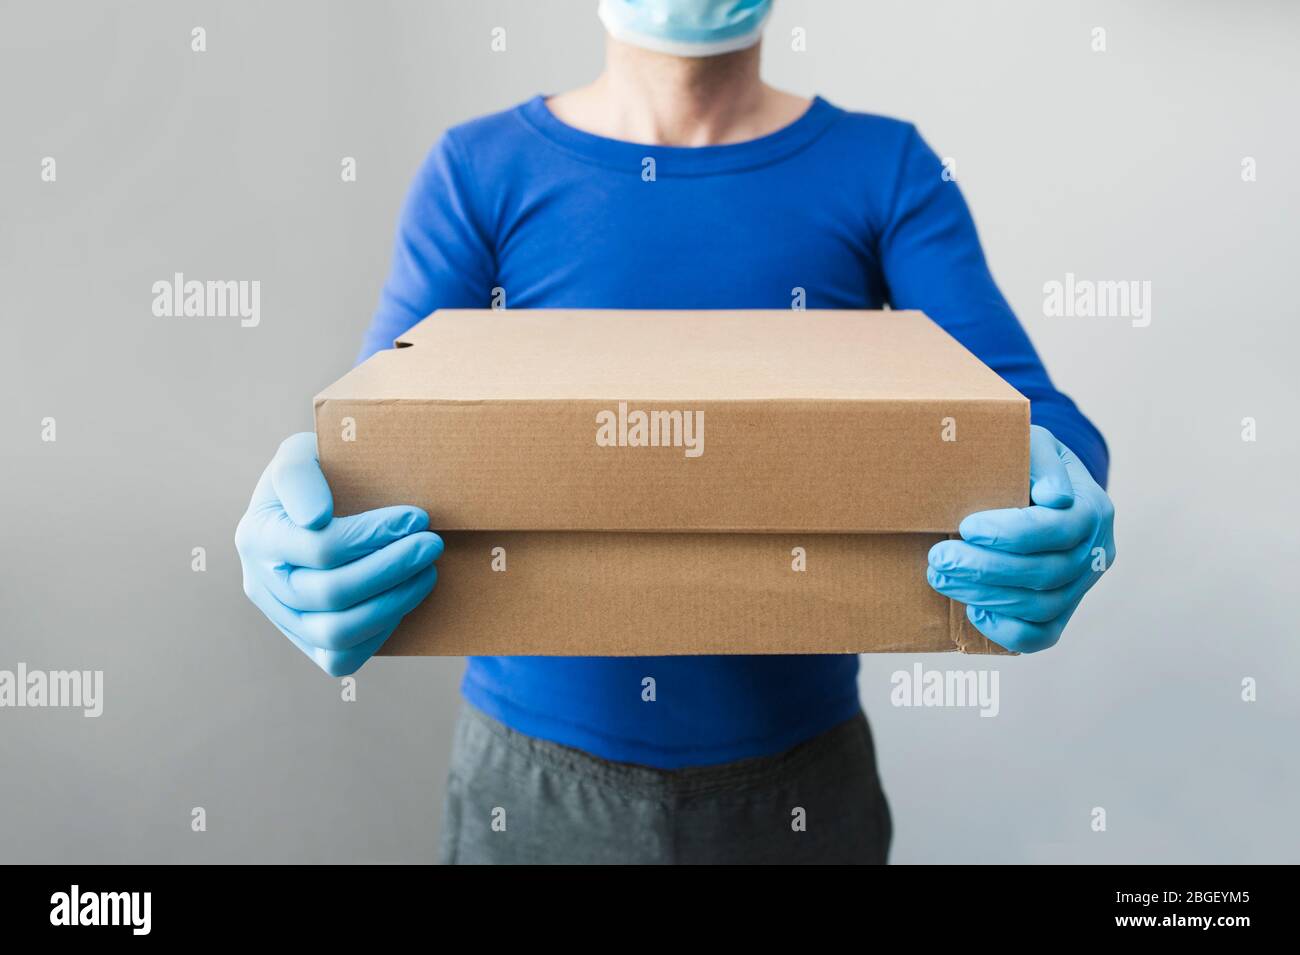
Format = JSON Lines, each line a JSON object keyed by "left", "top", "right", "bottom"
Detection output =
{"left": 235, "top": 0, "right": 1116, "bottom": 864}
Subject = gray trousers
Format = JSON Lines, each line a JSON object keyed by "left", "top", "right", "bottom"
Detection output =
{"left": 438, "top": 703, "right": 892, "bottom": 864}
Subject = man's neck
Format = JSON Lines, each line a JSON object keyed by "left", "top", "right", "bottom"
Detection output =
{"left": 546, "top": 38, "right": 811, "bottom": 147}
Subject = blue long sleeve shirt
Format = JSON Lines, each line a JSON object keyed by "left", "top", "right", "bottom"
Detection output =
{"left": 359, "top": 95, "right": 1108, "bottom": 768}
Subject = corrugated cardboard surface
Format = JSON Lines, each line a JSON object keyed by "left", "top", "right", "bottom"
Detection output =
{"left": 379, "top": 531, "right": 1005, "bottom": 656}
{"left": 316, "top": 398, "right": 1024, "bottom": 533}
{"left": 314, "top": 309, "right": 1029, "bottom": 655}
{"left": 317, "top": 310, "right": 1029, "bottom": 533}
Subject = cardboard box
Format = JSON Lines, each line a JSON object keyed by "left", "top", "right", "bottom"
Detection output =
{"left": 315, "top": 309, "right": 1030, "bottom": 655}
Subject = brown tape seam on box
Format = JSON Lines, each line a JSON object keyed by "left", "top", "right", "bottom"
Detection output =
{"left": 947, "top": 534, "right": 1015, "bottom": 655}
{"left": 951, "top": 601, "right": 1015, "bottom": 656}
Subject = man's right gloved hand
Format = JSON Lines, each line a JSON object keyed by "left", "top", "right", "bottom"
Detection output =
{"left": 235, "top": 432, "right": 443, "bottom": 676}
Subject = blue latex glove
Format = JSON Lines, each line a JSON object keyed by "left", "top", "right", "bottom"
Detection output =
{"left": 235, "top": 433, "right": 443, "bottom": 676}
{"left": 926, "top": 425, "right": 1115, "bottom": 653}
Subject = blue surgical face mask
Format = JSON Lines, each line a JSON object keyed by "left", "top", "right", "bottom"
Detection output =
{"left": 597, "top": 0, "right": 774, "bottom": 57}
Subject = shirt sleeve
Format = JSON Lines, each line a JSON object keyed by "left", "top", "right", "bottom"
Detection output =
{"left": 357, "top": 130, "right": 497, "bottom": 364}
{"left": 877, "top": 125, "right": 1109, "bottom": 488}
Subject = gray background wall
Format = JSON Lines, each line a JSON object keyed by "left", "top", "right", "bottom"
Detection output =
{"left": 2, "top": 0, "right": 1296, "bottom": 863}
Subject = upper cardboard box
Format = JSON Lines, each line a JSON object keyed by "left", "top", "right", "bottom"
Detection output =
{"left": 315, "top": 309, "right": 1029, "bottom": 532}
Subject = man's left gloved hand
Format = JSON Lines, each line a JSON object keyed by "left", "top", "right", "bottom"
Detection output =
{"left": 926, "top": 425, "right": 1116, "bottom": 653}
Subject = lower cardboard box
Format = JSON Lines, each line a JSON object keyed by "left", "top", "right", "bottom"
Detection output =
{"left": 378, "top": 531, "right": 1008, "bottom": 656}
